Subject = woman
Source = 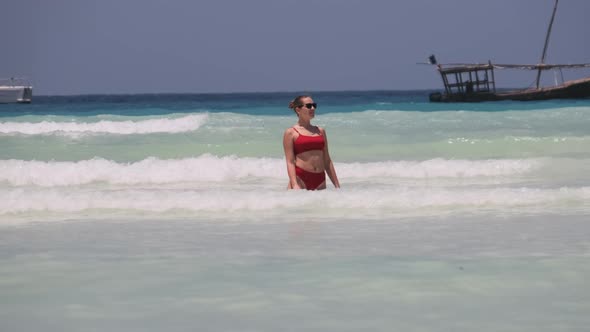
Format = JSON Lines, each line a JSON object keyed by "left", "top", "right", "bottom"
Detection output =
{"left": 283, "top": 95, "right": 340, "bottom": 190}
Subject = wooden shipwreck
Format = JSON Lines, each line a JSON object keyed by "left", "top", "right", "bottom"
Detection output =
{"left": 428, "top": 0, "right": 590, "bottom": 102}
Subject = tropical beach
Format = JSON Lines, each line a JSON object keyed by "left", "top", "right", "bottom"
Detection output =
{"left": 2, "top": 0, "right": 590, "bottom": 330}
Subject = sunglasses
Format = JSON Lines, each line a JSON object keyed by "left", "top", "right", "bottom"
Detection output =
{"left": 299, "top": 103, "right": 317, "bottom": 109}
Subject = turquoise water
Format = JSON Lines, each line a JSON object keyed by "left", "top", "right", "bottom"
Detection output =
{"left": 1, "top": 91, "right": 590, "bottom": 331}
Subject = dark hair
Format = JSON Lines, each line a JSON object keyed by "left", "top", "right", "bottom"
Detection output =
{"left": 288, "top": 95, "right": 311, "bottom": 111}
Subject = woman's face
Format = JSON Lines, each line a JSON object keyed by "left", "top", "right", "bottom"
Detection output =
{"left": 297, "top": 97, "right": 316, "bottom": 120}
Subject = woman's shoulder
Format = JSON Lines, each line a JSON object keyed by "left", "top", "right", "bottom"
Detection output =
{"left": 284, "top": 127, "right": 297, "bottom": 137}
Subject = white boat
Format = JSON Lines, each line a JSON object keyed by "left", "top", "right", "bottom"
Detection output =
{"left": 0, "top": 78, "right": 32, "bottom": 103}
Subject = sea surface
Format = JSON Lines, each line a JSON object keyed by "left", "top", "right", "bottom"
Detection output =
{"left": 1, "top": 91, "right": 589, "bottom": 331}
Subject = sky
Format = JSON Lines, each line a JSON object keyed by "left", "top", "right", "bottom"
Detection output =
{"left": 2, "top": 0, "right": 589, "bottom": 96}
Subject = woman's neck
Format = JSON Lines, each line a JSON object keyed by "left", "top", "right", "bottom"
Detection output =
{"left": 297, "top": 119, "right": 312, "bottom": 128}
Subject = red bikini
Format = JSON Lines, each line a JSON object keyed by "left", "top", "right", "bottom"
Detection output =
{"left": 293, "top": 128, "right": 325, "bottom": 155}
{"left": 292, "top": 127, "right": 326, "bottom": 190}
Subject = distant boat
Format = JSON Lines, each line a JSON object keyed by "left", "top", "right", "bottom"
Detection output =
{"left": 0, "top": 77, "right": 33, "bottom": 104}
{"left": 427, "top": 0, "right": 590, "bottom": 103}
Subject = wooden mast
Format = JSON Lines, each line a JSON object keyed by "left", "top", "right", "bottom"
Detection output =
{"left": 535, "top": 0, "right": 559, "bottom": 89}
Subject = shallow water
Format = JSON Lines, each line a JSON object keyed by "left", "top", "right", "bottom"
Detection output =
{"left": 1, "top": 214, "right": 589, "bottom": 332}
{"left": 1, "top": 92, "right": 589, "bottom": 331}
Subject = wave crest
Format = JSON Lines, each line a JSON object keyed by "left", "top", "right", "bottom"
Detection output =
{"left": 0, "top": 156, "right": 541, "bottom": 187}
{"left": 2, "top": 186, "right": 589, "bottom": 216}
{"left": 0, "top": 114, "right": 208, "bottom": 136}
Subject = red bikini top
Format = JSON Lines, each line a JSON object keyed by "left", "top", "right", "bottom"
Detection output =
{"left": 292, "top": 127, "right": 325, "bottom": 155}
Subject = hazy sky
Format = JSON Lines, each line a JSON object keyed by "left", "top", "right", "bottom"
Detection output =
{"left": 2, "top": 0, "right": 588, "bottom": 95}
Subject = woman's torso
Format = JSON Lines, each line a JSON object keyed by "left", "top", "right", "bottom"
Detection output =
{"left": 292, "top": 126, "right": 325, "bottom": 173}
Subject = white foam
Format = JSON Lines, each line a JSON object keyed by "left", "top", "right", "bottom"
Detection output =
{"left": 0, "top": 155, "right": 283, "bottom": 186}
{"left": 339, "top": 158, "right": 539, "bottom": 178}
{"left": 0, "top": 157, "right": 541, "bottom": 187}
{"left": 0, "top": 114, "right": 208, "bottom": 136}
{"left": 2, "top": 186, "right": 589, "bottom": 216}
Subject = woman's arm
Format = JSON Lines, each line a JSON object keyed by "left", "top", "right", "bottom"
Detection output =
{"left": 283, "top": 128, "right": 302, "bottom": 189}
{"left": 320, "top": 128, "right": 340, "bottom": 188}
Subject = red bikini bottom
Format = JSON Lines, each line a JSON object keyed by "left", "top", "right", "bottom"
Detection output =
{"left": 295, "top": 167, "right": 326, "bottom": 190}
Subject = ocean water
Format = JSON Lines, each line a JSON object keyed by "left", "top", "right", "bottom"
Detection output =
{"left": 1, "top": 91, "right": 589, "bottom": 331}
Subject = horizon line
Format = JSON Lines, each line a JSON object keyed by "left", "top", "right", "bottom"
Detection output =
{"left": 33, "top": 88, "right": 443, "bottom": 98}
